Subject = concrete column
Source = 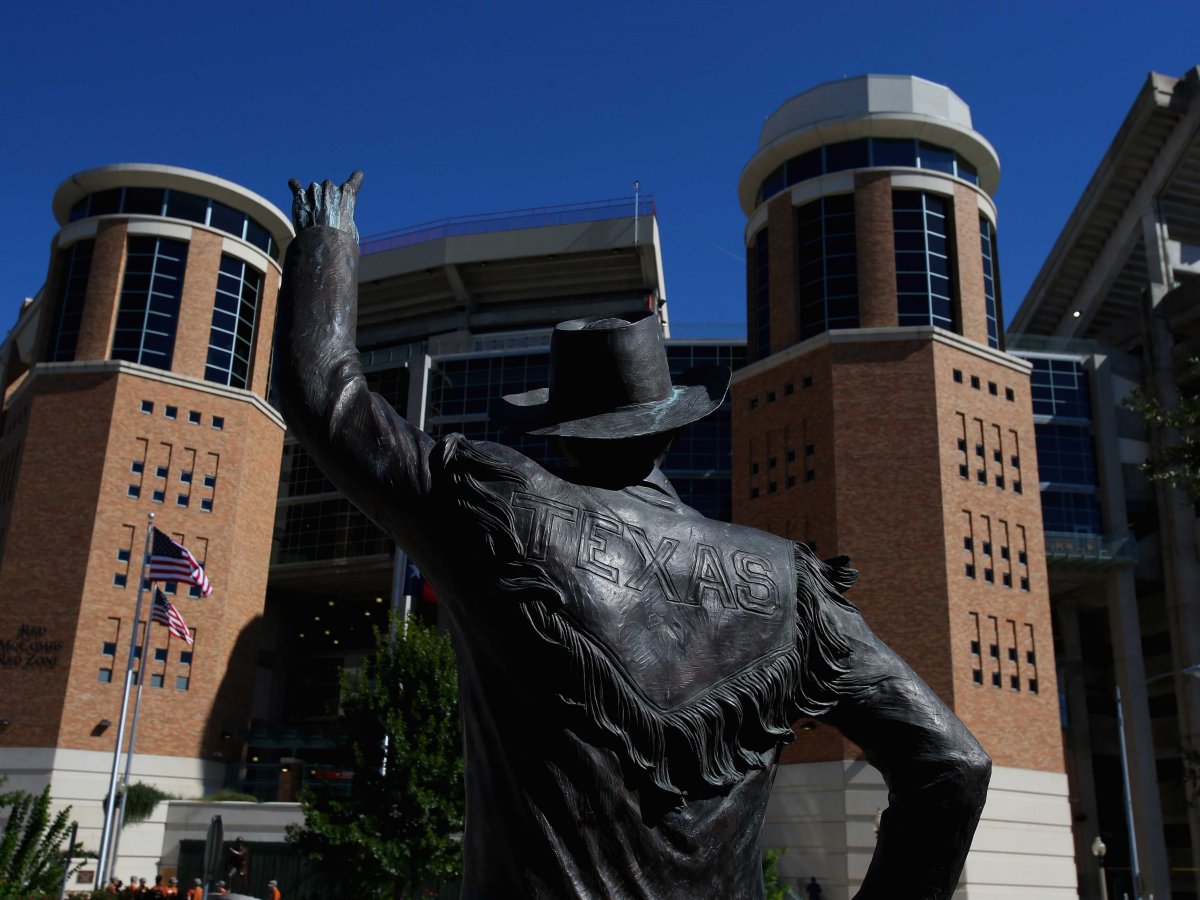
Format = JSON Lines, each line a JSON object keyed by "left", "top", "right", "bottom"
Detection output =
{"left": 1142, "top": 206, "right": 1200, "bottom": 899}
{"left": 1107, "top": 567, "right": 1173, "bottom": 898}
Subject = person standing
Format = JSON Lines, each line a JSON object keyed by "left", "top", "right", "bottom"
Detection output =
{"left": 805, "top": 876, "right": 824, "bottom": 899}
{"left": 185, "top": 878, "right": 203, "bottom": 900}
{"left": 266, "top": 879, "right": 282, "bottom": 900}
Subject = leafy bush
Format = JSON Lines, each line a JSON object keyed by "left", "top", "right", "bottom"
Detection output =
{"left": 199, "top": 789, "right": 259, "bottom": 803}
{"left": 121, "top": 783, "right": 175, "bottom": 826}
{"left": 0, "top": 781, "right": 81, "bottom": 897}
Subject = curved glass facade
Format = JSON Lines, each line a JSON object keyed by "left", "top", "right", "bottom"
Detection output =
{"left": 756, "top": 137, "right": 979, "bottom": 207}
{"left": 68, "top": 186, "right": 279, "bottom": 260}
{"left": 893, "top": 192, "right": 954, "bottom": 330}
{"left": 797, "top": 195, "right": 858, "bottom": 340}
{"left": 110, "top": 236, "right": 188, "bottom": 371}
{"left": 980, "top": 217, "right": 1000, "bottom": 350}
{"left": 1029, "top": 357, "right": 1103, "bottom": 535}
{"left": 46, "top": 239, "right": 95, "bottom": 362}
{"left": 205, "top": 255, "right": 263, "bottom": 389}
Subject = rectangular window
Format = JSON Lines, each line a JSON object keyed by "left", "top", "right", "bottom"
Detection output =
{"left": 1005, "top": 387, "right": 1014, "bottom": 401}
{"left": 155, "top": 465, "right": 168, "bottom": 479}
{"left": 188, "top": 410, "right": 201, "bottom": 425}
{"left": 980, "top": 218, "right": 1001, "bottom": 350}
{"left": 953, "top": 369, "right": 963, "bottom": 383}
{"left": 804, "top": 469, "right": 815, "bottom": 482}
{"left": 99, "top": 668, "right": 113, "bottom": 684}
{"left": 113, "top": 573, "right": 127, "bottom": 588}
{"left": 140, "top": 400, "right": 154, "bottom": 414}
{"left": 152, "top": 489, "right": 165, "bottom": 503}
{"left": 203, "top": 474, "right": 217, "bottom": 489}
{"left": 988, "top": 382, "right": 997, "bottom": 395}
{"left": 180, "top": 471, "right": 192, "bottom": 483}
{"left": 205, "top": 255, "right": 264, "bottom": 389}
{"left": 111, "top": 237, "right": 188, "bottom": 371}
{"left": 47, "top": 239, "right": 95, "bottom": 362}
{"left": 131, "top": 461, "right": 144, "bottom": 474}
{"left": 212, "top": 415, "right": 224, "bottom": 430}
{"left": 127, "top": 485, "right": 140, "bottom": 498}
{"left": 797, "top": 194, "right": 859, "bottom": 339}
{"left": 176, "top": 676, "right": 189, "bottom": 691}
{"left": 970, "top": 375, "right": 980, "bottom": 389}
{"left": 102, "top": 641, "right": 116, "bottom": 656}
{"left": 177, "top": 494, "right": 189, "bottom": 507}
{"left": 154, "top": 648, "right": 167, "bottom": 662}
{"left": 893, "top": 191, "right": 954, "bottom": 331}
{"left": 165, "top": 405, "right": 177, "bottom": 419}
{"left": 150, "top": 673, "right": 165, "bottom": 688}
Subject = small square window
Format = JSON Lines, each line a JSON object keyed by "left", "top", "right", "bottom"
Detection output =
{"left": 768, "top": 481, "right": 778, "bottom": 494}
{"left": 989, "top": 644, "right": 999, "bottom": 658}
{"left": 751, "top": 462, "right": 759, "bottom": 475}
{"left": 993, "top": 449, "right": 1001, "bottom": 463}
{"left": 117, "top": 548, "right": 131, "bottom": 562}
{"left": 784, "top": 382, "right": 794, "bottom": 396}
{"left": 164, "top": 405, "right": 177, "bottom": 419}
{"left": 131, "top": 461, "right": 144, "bottom": 474}
{"left": 1002, "top": 572, "right": 1012, "bottom": 587}
{"left": 152, "top": 489, "right": 165, "bottom": 503}
{"left": 180, "top": 471, "right": 192, "bottom": 483}
{"left": 802, "top": 376, "right": 813, "bottom": 388}
{"left": 1007, "top": 647, "right": 1017, "bottom": 661}
{"left": 99, "top": 668, "right": 113, "bottom": 683}
{"left": 1018, "top": 550, "right": 1028, "bottom": 565}
{"left": 188, "top": 585, "right": 200, "bottom": 598}
{"left": 156, "top": 465, "right": 168, "bottom": 479}
{"left": 154, "top": 648, "right": 167, "bottom": 662}
{"left": 972, "top": 669, "right": 983, "bottom": 684}
{"left": 970, "top": 639, "right": 980, "bottom": 655}
{"left": 975, "top": 444, "right": 984, "bottom": 457}
{"left": 984, "top": 568, "right": 994, "bottom": 583}
{"left": 1011, "top": 455, "right": 1020, "bottom": 469}
{"left": 200, "top": 498, "right": 213, "bottom": 512}
{"left": 133, "top": 646, "right": 142, "bottom": 659}
{"left": 177, "top": 494, "right": 189, "bottom": 507}
{"left": 113, "top": 574, "right": 127, "bottom": 588}
{"left": 188, "top": 410, "right": 201, "bottom": 425}
{"left": 1005, "top": 387, "right": 1015, "bottom": 401}
{"left": 1009, "top": 675, "right": 1020, "bottom": 690}
{"left": 976, "top": 470, "right": 986, "bottom": 484}
{"left": 991, "top": 672, "right": 1001, "bottom": 687}
{"left": 749, "top": 397, "right": 759, "bottom": 410}
{"left": 965, "top": 564, "right": 975, "bottom": 579}
{"left": 786, "top": 475, "right": 796, "bottom": 488}
{"left": 952, "top": 369, "right": 963, "bottom": 383}
{"left": 766, "top": 391, "right": 776, "bottom": 403}
{"left": 1013, "top": 480, "right": 1022, "bottom": 494}
{"left": 970, "top": 376, "right": 980, "bottom": 389}
{"left": 786, "top": 449, "right": 797, "bottom": 463}
{"left": 1000, "top": 546, "right": 1010, "bottom": 560}
{"left": 1020, "top": 577, "right": 1030, "bottom": 591}
{"left": 127, "top": 485, "right": 141, "bottom": 499}
{"left": 102, "top": 641, "right": 116, "bottom": 656}
{"left": 750, "top": 487, "right": 759, "bottom": 499}
{"left": 1027, "top": 651, "right": 1036, "bottom": 664}
{"left": 180, "top": 651, "right": 193, "bottom": 665}
{"left": 982, "top": 541, "right": 991, "bottom": 556}
{"left": 958, "top": 464, "right": 968, "bottom": 479}
{"left": 176, "top": 676, "right": 190, "bottom": 691}
{"left": 140, "top": 400, "right": 154, "bottom": 414}
{"left": 995, "top": 475, "right": 1005, "bottom": 488}
{"left": 768, "top": 456, "right": 777, "bottom": 469}
{"left": 988, "top": 382, "right": 997, "bottom": 396}
{"left": 804, "top": 469, "right": 815, "bottom": 482}
{"left": 957, "top": 438, "right": 966, "bottom": 451}
{"left": 211, "top": 416, "right": 224, "bottom": 430}
{"left": 1029, "top": 679, "right": 1039, "bottom": 693}
{"left": 805, "top": 443, "right": 815, "bottom": 456}
{"left": 150, "top": 674, "right": 164, "bottom": 688}
{"left": 164, "top": 582, "right": 176, "bottom": 595}
{"left": 964, "top": 537, "right": 973, "bottom": 551}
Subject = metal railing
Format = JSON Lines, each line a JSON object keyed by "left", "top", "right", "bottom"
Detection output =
{"left": 359, "top": 196, "right": 657, "bottom": 256}
{"left": 1043, "top": 530, "right": 1137, "bottom": 564}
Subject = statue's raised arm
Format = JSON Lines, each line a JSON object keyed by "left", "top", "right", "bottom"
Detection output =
{"left": 274, "top": 174, "right": 436, "bottom": 561}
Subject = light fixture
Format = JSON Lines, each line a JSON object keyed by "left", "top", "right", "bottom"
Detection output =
{"left": 1072, "top": 310, "right": 1081, "bottom": 318}
{"left": 0, "top": 718, "right": 10, "bottom": 728}
{"left": 99, "top": 719, "right": 112, "bottom": 729}
{"left": 364, "top": 611, "right": 371, "bottom": 617}
{"left": 314, "top": 615, "right": 321, "bottom": 622}
{"left": 280, "top": 766, "right": 289, "bottom": 774}
{"left": 799, "top": 721, "right": 817, "bottom": 732}
{"left": 324, "top": 629, "right": 331, "bottom": 635}
{"left": 327, "top": 600, "right": 335, "bottom": 607}
{"left": 299, "top": 633, "right": 306, "bottom": 638}
{"left": 375, "top": 597, "right": 384, "bottom": 604}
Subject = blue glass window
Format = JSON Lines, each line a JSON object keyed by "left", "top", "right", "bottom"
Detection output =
{"left": 111, "top": 236, "right": 188, "bottom": 371}
{"left": 825, "top": 139, "right": 869, "bottom": 173}
{"left": 753, "top": 229, "right": 771, "bottom": 360}
{"left": 917, "top": 142, "right": 956, "bottom": 175}
{"left": 205, "top": 255, "right": 263, "bottom": 389}
{"left": 1041, "top": 490, "right": 1103, "bottom": 535}
{"left": 796, "top": 194, "right": 858, "bottom": 340}
{"left": 1029, "top": 358, "right": 1091, "bottom": 419}
{"left": 872, "top": 138, "right": 918, "bottom": 168}
{"left": 785, "top": 149, "right": 822, "bottom": 186}
{"left": 980, "top": 218, "right": 1000, "bottom": 349}
{"left": 165, "top": 189, "right": 209, "bottom": 224}
{"left": 1036, "top": 423, "right": 1098, "bottom": 486}
{"left": 893, "top": 192, "right": 954, "bottom": 330}
{"left": 46, "top": 239, "right": 95, "bottom": 362}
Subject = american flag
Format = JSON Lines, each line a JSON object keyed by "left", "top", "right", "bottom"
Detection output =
{"left": 148, "top": 527, "right": 212, "bottom": 596}
{"left": 151, "top": 589, "right": 194, "bottom": 645}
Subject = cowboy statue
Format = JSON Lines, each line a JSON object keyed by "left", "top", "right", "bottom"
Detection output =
{"left": 276, "top": 174, "right": 990, "bottom": 899}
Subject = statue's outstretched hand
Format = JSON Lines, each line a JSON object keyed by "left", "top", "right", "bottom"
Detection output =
{"left": 287, "top": 172, "right": 363, "bottom": 241}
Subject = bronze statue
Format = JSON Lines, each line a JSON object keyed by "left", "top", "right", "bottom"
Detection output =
{"left": 276, "top": 174, "right": 990, "bottom": 899}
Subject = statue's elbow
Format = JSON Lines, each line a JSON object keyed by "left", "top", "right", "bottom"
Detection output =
{"left": 942, "top": 735, "right": 992, "bottom": 815}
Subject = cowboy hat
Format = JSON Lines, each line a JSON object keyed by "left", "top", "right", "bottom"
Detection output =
{"left": 493, "top": 313, "right": 729, "bottom": 438}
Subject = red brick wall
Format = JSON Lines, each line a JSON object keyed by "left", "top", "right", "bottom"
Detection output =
{"left": 953, "top": 185, "right": 988, "bottom": 346}
{"left": 854, "top": 173, "right": 898, "bottom": 329}
{"left": 75, "top": 222, "right": 128, "bottom": 361}
{"left": 767, "top": 195, "right": 798, "bottom": 354}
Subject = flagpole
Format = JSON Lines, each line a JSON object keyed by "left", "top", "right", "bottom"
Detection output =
{"left": 109, "top": 590, "right": 158, "bottom": 872}
{"left": 97, "top": 512, "right": 155, "bottom": 886}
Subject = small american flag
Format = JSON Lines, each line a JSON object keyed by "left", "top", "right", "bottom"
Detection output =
{"left": 151, "top": 589, "right": 194, "bottom": 645}
{"left": 148, "top": 527, "right": 212, "bottom": 596}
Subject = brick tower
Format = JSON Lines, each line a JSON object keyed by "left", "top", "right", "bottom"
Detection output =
{"left": 0, "top": 164, "right": 291, "bottom": 878}
{"left": 733, "top": 77, "right": 1075, "bottom": 897}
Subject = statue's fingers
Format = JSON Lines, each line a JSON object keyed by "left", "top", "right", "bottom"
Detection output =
{"left": 287, "top": 178, "right": 303, "bottom": 196}
{"left": 345, "top": 171, "right": 364, "bottom": 194}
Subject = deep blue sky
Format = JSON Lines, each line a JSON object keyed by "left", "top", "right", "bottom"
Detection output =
{"left": 4, "top": 1, "right": 1198, "bottom": 333}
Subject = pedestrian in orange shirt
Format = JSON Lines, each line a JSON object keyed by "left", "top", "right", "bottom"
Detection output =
{"left": 266, "top": 879, "right": 282, "bottom": 900}
{"left": 186, "top": 878, "right": 203, "bottom": 900}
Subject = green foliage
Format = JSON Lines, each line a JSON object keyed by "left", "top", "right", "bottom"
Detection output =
{"left": 761, "top": 847, "right": 788, "bottom": 900}
{"left": 1125, "top": 379, "right": 1200, "bottom": 501}
{"left": 121, "top": 782, "right": 175, "bottom": 826}
{"left": 199, "top": 789, "right": 258, "bottom": 803}
{"left": 0, "top": 781, "right": 82, "bottom": 897}
{"left": 289, "top": 614, "right": 464, "bottom": 898}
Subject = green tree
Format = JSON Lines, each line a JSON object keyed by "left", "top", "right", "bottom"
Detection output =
{"left": 1125, "top": 378, "right": 1200, "bottom": 502}
{"left": 760, "top": 847, "right": 789, "bottom": 900}
{"left": 288, "top": 614, "right": 464, "bottom": 898}
{"left": 0, "top": 781, "right": 81, "bottom": 897}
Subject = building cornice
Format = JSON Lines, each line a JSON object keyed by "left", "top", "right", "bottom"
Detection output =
{"left": 730, "top": 326, "right": 1032, "bottom": 385}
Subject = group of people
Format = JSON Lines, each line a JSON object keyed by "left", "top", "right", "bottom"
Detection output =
{"left": 103, "top": 874, "right": 280, "bottom": 898}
